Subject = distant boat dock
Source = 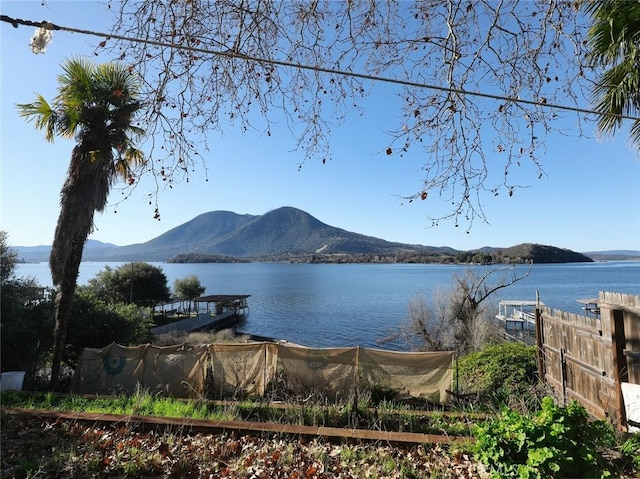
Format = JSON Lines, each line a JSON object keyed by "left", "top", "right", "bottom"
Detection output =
{"left": 495, "top": 299, "right": 542, "bottom": 344}
{"left": 152, "top": 294, "right": 250, "bottom": 335}
{"left": 496, "top": 300, "right": 540, "bottom": 327}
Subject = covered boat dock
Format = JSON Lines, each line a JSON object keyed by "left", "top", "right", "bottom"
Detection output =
{"left": 152, "top": 294, "right": 251, "bottom": 335}
{"left": 194, "top": 294, "right": 250, "bottom": 315}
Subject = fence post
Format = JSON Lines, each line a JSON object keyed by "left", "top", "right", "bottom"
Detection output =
{"left": 560, "top": 348, "right": 567, "bottom": 405}
{"left": 351, "top": 346, "right": 360, "bottom": 427}
{"left": 610, "top": 308, "right": 628, "bottom": 431}
{"left": 263, "top": 343, "right": 268, "bottom": 397}
{"left": 535, "top": 307, "right": 545, "bottom": 382}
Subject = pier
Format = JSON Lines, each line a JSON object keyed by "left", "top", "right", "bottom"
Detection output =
{"left": 152, "top": 294, "right": 250, "bottom": 335}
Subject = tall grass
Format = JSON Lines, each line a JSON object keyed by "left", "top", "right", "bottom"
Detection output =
{"left": 1, "top": 389, "right": 480, "bottom": 436}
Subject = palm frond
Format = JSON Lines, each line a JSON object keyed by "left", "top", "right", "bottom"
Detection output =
{"left": 16, "top": 94, "right": 59, "bottom": 142}
{"left": 586, "top": 0, "right": 640, "bottom": 148}
{"left": 57, "top": 57, "right": 95, "bottom": 102}
{"left": 127, "top": 124, "right": 146, "bottom": 141}
{"left": 123, "top": 145, "right": 146, "bottom": 167}
{"left": 593, "top": 58, "right": 640, "bottom": 135}
{"left": 629, "top": 119, "right": 640, "bottom": 149}
{"left": 586, "top": 0, "right": 640, "bottom": 65}
{"left": 95, "top": 62, "right": 141, "bottom": 93}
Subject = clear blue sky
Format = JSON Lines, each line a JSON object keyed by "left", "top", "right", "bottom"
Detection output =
{"left": 2, "top": 1, "right": 639, "bottom": 253}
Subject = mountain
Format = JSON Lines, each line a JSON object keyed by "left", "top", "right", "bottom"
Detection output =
{"left": 498, "top": 244, "right": 592, "bottom": 263}
{"left": 15, "top": 240, "right": 117, "bottom": 263}
{"left": 583, "top": 250, "right": 640, "bottom": 261}
{"left": 76, "top": 207, "right": 444, "bottom": 262}
{"left": 13, "top": 207, "right": 600, "bottom": 263}
{"left": 85, "top": 210, "right": 261, "bottom": 261}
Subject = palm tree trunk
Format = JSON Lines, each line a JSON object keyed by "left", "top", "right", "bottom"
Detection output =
{"left": 49, "top": 146, "right": 111, "bottom": 390}
{"left": 50, "top": 285, "right": 74, "bottom": 390}
{"left": 49, "top": 232, "right": 86, "bottom": 390}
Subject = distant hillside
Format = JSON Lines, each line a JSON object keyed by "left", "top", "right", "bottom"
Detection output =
{"left": 12, "top": 207, "right": 600, "bottom": 264}
{"left": 205, "top": 207, "right": 428, "bottom": 257}
{"left": 15, "top": 240, "right": 117, "bottom": 263}
{"left": 497, "top": 244, "right": 593, "bottom": 263}
{"left": 583, "top": 250, "right": 640, "bottom": 261}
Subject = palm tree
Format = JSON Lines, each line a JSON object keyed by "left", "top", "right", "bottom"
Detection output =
{"left": 17, "top": 58, "right": 145, "bottom": 389}
{"left": 586, "top": 0, "right": 640, "bottom": 148}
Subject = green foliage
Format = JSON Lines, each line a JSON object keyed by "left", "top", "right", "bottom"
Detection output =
{"left": 1, "top": 282, "right": 153, "bottom": 380}
{"left": 83, "top": 262, "right": 170, "bottom": 307}
{"left": 1, "top": 391, "right": 478, "bottom": 437}
{"left": 458, "top": 342, "right": 537, "bottom": 395}
{"left": 473, "top": 397, "right": 615, "bottom": 478}
{"left": 0, "top": 230, "right": 18, "bottom": 283}
{"left": 0, "top": 278, "right": 55, "bottom": 378}
{"left": 173, "top": 275, "right": 206, "bottom": 300}
{"left": 455, "top": 252, "right": 494, "bottom": 264}
{"left": 64, "top": 291, "right": 154, "bottom": 366}
{"left": 619, "top": 433, "right": 640, "bottom": 471}
{"left": 586, "top": 0, "right": 640, "bottom": 148}
{"left": 168, "top": 253, "right": 247, "bottom": 263}
{"left": 0, "top": 234, "right": 53, "bottom": 380}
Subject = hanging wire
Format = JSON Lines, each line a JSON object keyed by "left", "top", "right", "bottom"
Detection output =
{"left": 3, "top": 14, "right": 640, "bottom": 123}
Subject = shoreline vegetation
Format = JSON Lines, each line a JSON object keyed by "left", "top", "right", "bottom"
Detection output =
{"left": 167, "top": 244, "right": 596, "bottom": 265}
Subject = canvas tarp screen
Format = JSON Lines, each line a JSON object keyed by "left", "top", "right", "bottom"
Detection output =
{"left": 72, "top": 343, "right": 454, "bottom": 403}
{"left": 277, "top": 345, "right": 358, "bottom": 400}
{"left": 71, "top": 343, "right": 208, "bottom": 398}
{"left": 209, "top": 343, "right": 278, "bottom": 397}
{"left": 358, "top": 348, "right": 454, "bottom": 403}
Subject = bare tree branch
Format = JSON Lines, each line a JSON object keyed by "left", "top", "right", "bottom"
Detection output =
{"left": 104, "top": 0, "right": 593, "bottom": 227}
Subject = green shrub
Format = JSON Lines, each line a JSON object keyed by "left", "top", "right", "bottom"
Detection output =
{"left": 473, "top": 396, "right": 615, "bottom": 478}
{"left": 457, "top": 342, "right": 537, "bottom": 395}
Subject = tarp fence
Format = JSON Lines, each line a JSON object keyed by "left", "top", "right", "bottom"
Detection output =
{"left": 72, "top": 343, "right": 454, "bottom": 403}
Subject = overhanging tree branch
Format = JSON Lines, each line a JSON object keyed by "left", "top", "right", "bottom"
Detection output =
{"left": 2, "top": 1, "right": 634, "bottom": 228}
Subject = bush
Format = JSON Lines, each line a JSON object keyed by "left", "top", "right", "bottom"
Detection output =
{"left": 1, "top": 286, "right": 154, "bottom": 386}
{"left": 619, "top": 433, "right": 640, "bottom": 471}
{"left": 0, "top": 279, "right": 55, "bottom": 381}
{"left": 457, "top": 341, "right": 537, "bottom": 394}
{"left": 473, "top": 396, "right": 615, "bottom": 478}
{"left": 65, "top": 292, "right": 155, "bottom": 366}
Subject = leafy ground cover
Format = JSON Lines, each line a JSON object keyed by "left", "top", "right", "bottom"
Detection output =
{"left": 1, "top": 409, "right": 485, "bottom": 478}
{"left": 473, "top": 397, "right": 628, "bottom": 479}
{"left": 4, "top": 390, "right": 639, "bottom": 478}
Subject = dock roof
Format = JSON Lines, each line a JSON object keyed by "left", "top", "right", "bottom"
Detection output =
{"left": 195, "top": 294, "right": 251, "bottom": 303}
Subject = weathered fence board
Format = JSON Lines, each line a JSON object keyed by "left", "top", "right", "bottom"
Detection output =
{"left": 537, "top": 292, "right": 640, "bottom": 431}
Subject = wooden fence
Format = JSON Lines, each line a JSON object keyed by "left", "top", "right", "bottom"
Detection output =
{"left": 535, "top": 291, "right": 640, "bottom": 431}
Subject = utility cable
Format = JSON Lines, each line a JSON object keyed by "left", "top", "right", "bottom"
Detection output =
{"left": 3, "top": 14, "right": 640, "bottom": 122}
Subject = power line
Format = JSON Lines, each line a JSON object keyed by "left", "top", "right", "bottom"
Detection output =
{"left": 2, "top": 14, "right": 639, "bottom": 122}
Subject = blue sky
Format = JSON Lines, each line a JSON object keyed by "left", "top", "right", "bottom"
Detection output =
{"left": 2, "top": 1, "right": 639, "bottom": 253}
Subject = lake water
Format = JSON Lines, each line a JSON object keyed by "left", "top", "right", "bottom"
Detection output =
{"left": 16, "top": 261, "right": 640, "bottom": 350}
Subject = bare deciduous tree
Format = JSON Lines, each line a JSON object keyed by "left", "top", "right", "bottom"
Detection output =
{"left": 402, "top": 287, "right": 452, "bottom": 352}
{"left": 401, "top": 265, "right": 531, "bottom": 354}
{"left": 104, "top": 0, "right": 597, "bottom": 228}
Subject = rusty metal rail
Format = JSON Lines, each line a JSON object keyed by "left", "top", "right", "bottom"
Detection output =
{"left": 2, "top": 407, "right": 474, "bottom": 446}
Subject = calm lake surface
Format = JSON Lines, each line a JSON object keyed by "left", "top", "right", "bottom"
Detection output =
{"left": 16, "top": 261, "right": 640, "bottom": 350}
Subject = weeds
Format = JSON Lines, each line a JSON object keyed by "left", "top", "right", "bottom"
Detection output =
{"left": 619, "top": 433, "right": 640, "bottom": 471}
{"left": 1, "top": 389, "right": 481, "bottom": 439}
{"left": 3, "top": 395, "right": 637, "bottom": 478}
{"left": 473, "top": 397, "right": 617, "bottom": 478}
